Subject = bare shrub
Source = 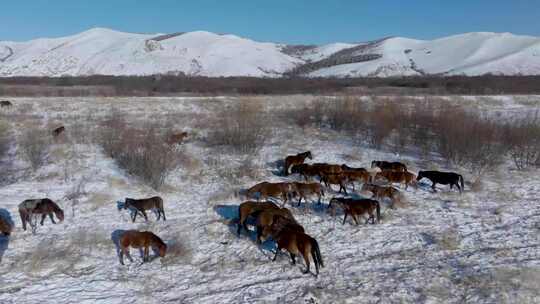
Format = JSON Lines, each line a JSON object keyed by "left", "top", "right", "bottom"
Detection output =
{"left": 19, "top": 127, "right": 50, "bottom": 171}
{"left": 0, "top": 120, "right": 10, "bottom": 160}
{"left": 504, "top": 112, "right": 540, "bottom": 170}
{"left": 206, "top": 98, "right": 269, "bottom": 154}
{"left": 162, "top": 237, "right": 193, "bottom": 267}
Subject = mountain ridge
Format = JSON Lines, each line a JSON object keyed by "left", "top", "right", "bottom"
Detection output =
{"left": 1, "top": 28, "right": 539, "bottom": 77}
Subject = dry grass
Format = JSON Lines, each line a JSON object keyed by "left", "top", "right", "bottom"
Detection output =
{"left": 19, "top": 127, "right": 51, "bottom": 171}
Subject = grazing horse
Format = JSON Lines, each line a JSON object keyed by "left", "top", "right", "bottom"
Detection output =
{"left": 19, "top": 198, "right": 64, "bottom": 231}
{"left": 320, "top": 173, "right": 348, "bottom": 194}
{"left": 284, "top": 151, "right": 312, "bottom": 175}
{"left": 245, "top": 182, "right": 294, "bottom": 204}
{"left": 417, "top": 171, "right": 464, "bottom": 194}
{"left": 290, "top": 164, "right": 320, "bottom": 181}
{"left": 52, "top": 126, "right": 65, "bottom": 137}
{"left": 237, "top": 201, "right": 280, "bottom": 236}
{"left": 118, "top": 230, "right": 167, "bottom": 265}
{"left": 0, "top": 100, "right": 12, "bottom": 108}
{"left": 166, "top": 132, "right": 188, "bottom": 145}
{"left": 375, "top": 171, "right": 417, "bottom": 189}
{"left": 371, "top": 161, "right": 407, "bottom": 172}
{"left": 123, "top": 196, "right": 166, "bottom": 222}
{"left": 262, "top": 224, "right": 324, "bottom": 277}
{"left": 291, "top": 182, "right": 325, "bottom": 206}
{"left": 255, "top": 208, "right": 298, "bottom": 244}
{"left": 328, "top": 197, "right": 381, "bottom": 225}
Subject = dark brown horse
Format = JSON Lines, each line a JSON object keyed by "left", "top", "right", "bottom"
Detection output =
{"left": 361, "top": 183, "right": 400, "bottom": 202}
{"left": 262, "top": 224, "right": 324, "bottom": 277}
{"left": 237, "top": 201, "right": 280, "bottom": 236}
{"left": 52, "top": 126, "right": 65, "bottom": 137}
{"left": 371, "top": 160, "right": 407, "bottom": 172}
{"left": 255, "top": 207, "right": 298, "bottom": 244}
{"left": 320, "top": 173, "right": 348, "bottom": 194}
{"left": 19, "top": 198, "right": 64, "bottom": 231}
{"left": 119, "top": 230, "right": 167, "bottom": 265}
{"left": 284, "top": 151, "right": 312, "bottom": 175}
{"left": 0, "top": 100, "right": 12, "bottom": 108}
{"left": 123, "top": 196, "right": 166, "bottom": 222}
{"left": 166, "top": 132, "right": 188, "bottom": 145}
{"left": 290, "top": 164, "right": 321, "bottom": 181}
{"left": 328, "top": 197, "right": 380, "bottom": 225}
{"left": 0, "top": 216, "right": 12, "bottom": 236}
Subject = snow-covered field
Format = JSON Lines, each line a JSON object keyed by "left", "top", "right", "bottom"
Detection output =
{"left": 0, "top": 95, "right": 539, "bottom": 303}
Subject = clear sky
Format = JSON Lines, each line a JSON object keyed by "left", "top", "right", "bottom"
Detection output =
{"left": 1, "top": 0, "right": 538, "bottom": 44}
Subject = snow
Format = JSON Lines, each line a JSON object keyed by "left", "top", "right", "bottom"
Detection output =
{"left": 1, "top": 29, "right": 540, "bottom": 77}
{"left": 0, "top": 95, "right": 539, "bottom": 303}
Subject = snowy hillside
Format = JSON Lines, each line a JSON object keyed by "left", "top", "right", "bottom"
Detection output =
{"left": 1, "top": 28, "right": 540, "bottom": 77}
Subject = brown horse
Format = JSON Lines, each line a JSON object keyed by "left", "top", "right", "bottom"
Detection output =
{"left": 361, "top": 183, "right": 400, "bottom": 204}
{"left": 263, "top": 224, "right": 324, "bottom": 277}
{"left": 290, "top": 164, "right": 321, "bottom": 181}
{"left": 328, "top": 197, "right": 380, "bottom": 225}
{"left": 376, "top": 171, "right": 417, "bottom": 189}
{"left": 19, "top": 198, "right": 64, "bottom": 231}
{"left": 340, "top": 170, "right": 370, "bottom": 191}
{"left": 0, "top": 100, "right": 12, "bottom": 108}
{"left": 371, "top": 161, "right": 407, "bottom": 172}
{"left": 237, "top": 201, "right": 280, "bottom": 236}
{"left": 166, "top": 132, "right": 188, "bottom": 145}
{"left": 119, "top": 230, "right": 167, "bottom": 265}
{"left": 313, "top": 163, "right": 343, "bottom": 175}
{"left": 255, "top": 208, "right": 298, "bottom": 244}
{"left": 292, "top": 182, "right": 325, "bottom": 206}
{"left": 284, "top": 151, "right": 312, "bottom": 175}
{"left": 123, "top": 196, "right": 166, "bottom": 222}
{"left": 0, "top": 216, "right": 12, "bottom": 236}
{"left": 245, "top": 182, "right": 294, "bottom": 204}
{"left": 320, "top": 173, "right": 348, "bottom": 194}
{"left": 52, "top": 126, "right": 65, "bottom": 137}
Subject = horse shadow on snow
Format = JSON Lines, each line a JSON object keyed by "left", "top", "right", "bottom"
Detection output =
{"left": 214, "top": 204, "right": 276, "bottom": 252}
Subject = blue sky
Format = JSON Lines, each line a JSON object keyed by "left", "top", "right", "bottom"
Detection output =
{"left": 1, "top": 0, "right": 538, "bottom": 43}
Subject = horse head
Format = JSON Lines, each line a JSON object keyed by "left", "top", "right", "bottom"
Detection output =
{"left": 306, "top": 151, "right": 313, "bottom": 160}
{"left": 416, "top": 171, "right": 425, "bottom": 181}
{"left": 55, "top": 208, "right": 65, "bottom": 222}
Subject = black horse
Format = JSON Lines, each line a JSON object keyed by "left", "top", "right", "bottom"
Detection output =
{"left": 417, "top": 171, "right": 464, "bottom": 194}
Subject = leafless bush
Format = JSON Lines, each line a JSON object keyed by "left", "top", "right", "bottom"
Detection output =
{"left": 162, "top": 237, "right": 193, "bottom": 267}
{"left": 0, "top": 120, "right": 11, "bottom": 167}
{"left": 207, "top": 98, "right": 269, "bottom": 154}
{"left": 95, "top": 113, "right": 181, "bottom": 190}
{"left": 19, "top": 127, "right": 50, "bottom": 171}
{"left": 504, "top": 113, "right": 540, "bottom": 170}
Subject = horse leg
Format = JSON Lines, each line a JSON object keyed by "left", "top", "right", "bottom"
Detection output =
{"left": 302, "top": 252, "right": 311, "bottom": 274}
{"left": 342, "top": 212, "right": 348, "bottom": 225}
{"left": 119, "top": 248, "right": 125, "bottom": 265}
{"left": 21, "top": 212, "right": 27, "bottom": 231}
{"left": 290, "top": 253, "right": 296, "bottom": 265}
{"left": 256, "top": 226, "right": 262, "bottom": 244}
{"left": 431, "top": 182, "right": 437, "bottom": 192}
{"left": 141, "top": 210, "right": 148, "bottom": 222}
{"left": 144, "top": 246, "right": 149, "bottom": 262}
{"left": 161, "top": 208, "right": 166, "bottom": 221}
{"left": 49, "top": 213, "right": 56, "bottom": 224}
{"left": 131, "top": 212, "right": 137, "bottom": 223}
{"left": 40, "top": 214, "right": 46, "bottom": 226}
{"left": 273, "top": 246, "right": 281, "bottom": 261}
{"left": 352, "top": 213, "right": 359, "bottom": 225}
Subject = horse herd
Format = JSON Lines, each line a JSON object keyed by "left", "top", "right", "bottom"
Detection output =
{"left": 227, "top": 151, "right": 465, "bottom": 276}
{"left": 0, "top": 147, "right": 465, "bottom": 277}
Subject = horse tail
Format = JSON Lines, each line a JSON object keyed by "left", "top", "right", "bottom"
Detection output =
{"left": 459, "top": 174, "right": 464, "bottom": 191}
{"left": 310, "top": 237, "right": 324, "bottom": 270}
{"left": 19, "top": 208, "right": 27, "bottom": 230}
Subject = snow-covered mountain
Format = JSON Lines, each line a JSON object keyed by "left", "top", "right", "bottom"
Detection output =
{"left": 1, "top": 28, "right": 540, "bottom": 77}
